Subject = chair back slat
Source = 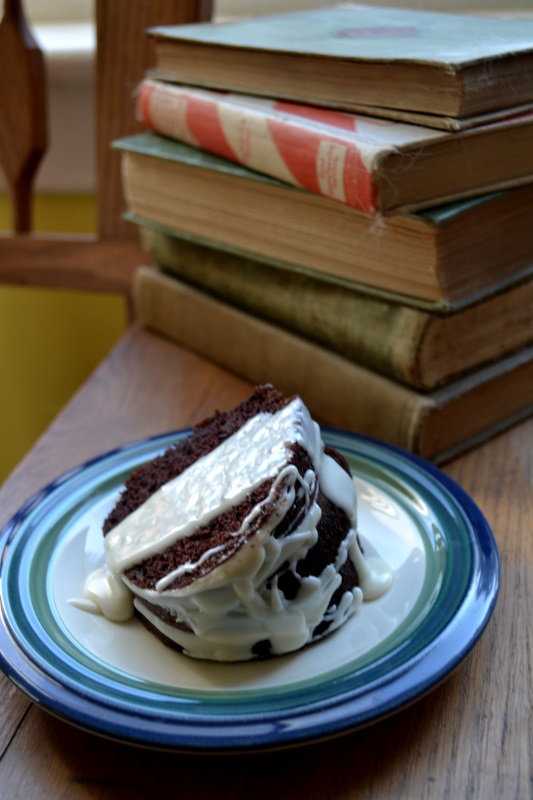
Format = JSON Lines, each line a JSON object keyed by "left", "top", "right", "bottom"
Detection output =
{"left": 96, "top": 0, "right": 214, "bottom": 242}
{"left": 0, "top": 0, "right": 47, "bottom": 232}
{"left": 0, "top": 0, "right": 213, "bottom": 291}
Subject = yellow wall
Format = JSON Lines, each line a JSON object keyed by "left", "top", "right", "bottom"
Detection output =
{"left": 0, "top": 194, "right": 128, "bottom": 485}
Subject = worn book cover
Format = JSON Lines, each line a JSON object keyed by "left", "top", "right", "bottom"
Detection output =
{"left": 148, "top": 4, "right": 533, "bottom": 121}
{"left": 137, "top": 78, "right": 533, "bottom": 215}
{"left": 133, "top": 266, "right": 533, "bottom": 464}
{"left": 137, "top": 220, "right": 533, "bottom": 391}
{"left": 115, "top": 132, "right": 533, "bottom": 305}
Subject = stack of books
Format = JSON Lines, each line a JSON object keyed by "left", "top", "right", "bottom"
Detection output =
{"left": 114, "top": 4, "right": 533, "bottom": 463}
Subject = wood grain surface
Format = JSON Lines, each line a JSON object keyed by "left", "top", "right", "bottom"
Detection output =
{"left": 0, "top": 236, "right": 145, "bottom": 292}
{"left": 0, "top": 326, "right": 531, "bottom": 799}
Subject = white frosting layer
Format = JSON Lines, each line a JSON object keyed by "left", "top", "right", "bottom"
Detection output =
{"left": 105, "top": 399, "right": 323, "bottom": 574}
{"left": 82, "top": 397, "right": 392, "bottom": 661}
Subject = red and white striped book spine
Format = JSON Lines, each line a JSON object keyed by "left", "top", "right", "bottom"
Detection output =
{"left": 136, "top": 78, "right": 385, "bottom": 214}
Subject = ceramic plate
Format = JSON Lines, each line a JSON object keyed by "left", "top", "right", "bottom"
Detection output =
{"left": 0, "top": 429, "right": 499, "bottom": 752}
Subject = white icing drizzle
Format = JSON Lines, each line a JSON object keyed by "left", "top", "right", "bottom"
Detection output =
{"left": 153, "top": 463, "right": 306, "bottom": 592}
{"left": 69, "top": 566, "right": 134, "bottom": 621}
{"left": 105, "top": 400, "right": 321, "bottom": 573}
{"left": 79, "top": 397, "right": 393, "bottom": 661}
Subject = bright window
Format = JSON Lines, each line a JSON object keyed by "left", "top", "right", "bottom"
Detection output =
{"left": 18, "top": 0, "right": 92, "bottom": 23}
{"left": 20, "top": 0, "right": 328, "bottom": 24}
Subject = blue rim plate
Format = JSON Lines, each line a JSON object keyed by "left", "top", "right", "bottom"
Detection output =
{"left": 0, "top": 429, "right": 499, "bottom": 752}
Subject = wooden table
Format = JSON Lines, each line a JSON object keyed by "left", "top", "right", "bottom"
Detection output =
{"left": 0, "top": 326, "right": 531, "bottom": 799}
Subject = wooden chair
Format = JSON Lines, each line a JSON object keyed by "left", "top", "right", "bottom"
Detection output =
{"left": 0, "top": 0, "right": 213, "bottom": 295}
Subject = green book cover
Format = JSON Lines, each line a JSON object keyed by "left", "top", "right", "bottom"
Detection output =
{"left": 134, "top": 216, "right": 533, "bottom": 391}
{"left": 116, "top": 133, "right": 533, "bottom": 307}
{"left": 133, "top": 266, "right": 533, "bottom": 463}
{"left": 147, "top": 5, "right": 533, "bottom": 118}
{"left": 114, "top": 131, "right": 517, "bottom": 228}
{"left": 150, "top": 6, "right": 533, "bottom": 67}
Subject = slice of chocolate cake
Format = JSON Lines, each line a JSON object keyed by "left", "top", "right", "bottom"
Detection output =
{"left": 99, "top": 385, "right": 389, "bottom": 662}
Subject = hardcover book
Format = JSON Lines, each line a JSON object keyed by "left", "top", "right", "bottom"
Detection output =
{"left": 147, "top": 4, "right": 533, "bottom": 123}
{"left": 138, "top": 220, "right": 533, "bottom": 391}
{"left": 115, "top": 132, "right": 533, "bottom": 305}
{"left": 133, "top": 266, "right": 533, "bottom": 464}
{"left": 137, "top": 78, "right": 533, "bottom": 216}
